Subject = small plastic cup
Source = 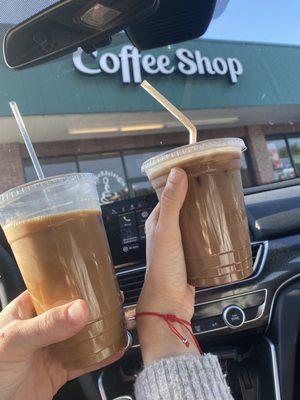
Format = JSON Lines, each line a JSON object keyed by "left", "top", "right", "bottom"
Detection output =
{"left": 142, "top": 138, "right": 253, "bottom": 288}
{"left": 0, "top": 173, "right": 126, "bottom": 370}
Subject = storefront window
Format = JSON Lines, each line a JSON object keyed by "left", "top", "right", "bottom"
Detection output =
{"left": 23, "top": 156, "right": 78, "bottom": 182}
{"left": 288, "top": 136, "right": 300, "bottom": 175}
{"left": 123, "top": 149, "right": 165, "bottom": 179}
{"left": 123, "top": 148, "right": 172, "bottom": 197}
{"left": 131, "top": 181, "right": 153, "bottom": 197}
{"left": 78, "top": 153, "right": 129, "bottom": 204}
{"left": 241, "top": 153, "right": 253, "bottom": 188}
{"left": 267, "top": 138, "right": 296, "bottom": 181}
{"left": 23, "top": 146, "right": 255, "bottom": 196}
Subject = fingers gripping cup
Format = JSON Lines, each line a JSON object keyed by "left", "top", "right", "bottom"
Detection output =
{"left": 142, "top": 138, "right": 253, "bottom": 288}
{"left": 0, "top": 173, "right": 126, "bottom": 370}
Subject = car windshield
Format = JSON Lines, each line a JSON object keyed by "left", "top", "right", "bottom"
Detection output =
{"left": 0, "top": 0, "right": 300, "bottom": 202}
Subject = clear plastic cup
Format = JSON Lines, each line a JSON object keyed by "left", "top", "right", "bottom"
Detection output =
{"left": 142, "top": 138, "right": 253, "bottom": 288}
{"left": 0, "top": 173, "right": 126, "bottom": 370}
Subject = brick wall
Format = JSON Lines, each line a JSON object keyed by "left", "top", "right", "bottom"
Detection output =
{"left": 0, "top": 143, "right": 25, "bottom": 194}
{"left": 246, "top": 126, "right": 275, "bottom": 184}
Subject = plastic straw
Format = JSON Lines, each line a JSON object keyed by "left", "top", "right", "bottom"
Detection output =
{"left": 9, "top": 101, "right": 45, "bottom": 180}
{"left": 141, "top": 80, "right": 197, "bottom": 144}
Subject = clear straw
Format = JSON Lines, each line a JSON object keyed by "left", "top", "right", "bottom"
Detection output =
{"left": 141, "top": 80, "right": 197, "bottom": 144}
{"left": 9, "top": 101, "right": 45, "bottom": 180}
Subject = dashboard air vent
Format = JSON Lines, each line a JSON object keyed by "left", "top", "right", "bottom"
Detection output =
{"left": 117, "top": 242, "right": 267, "bottom": 306}
{"left": 117, "top": 267, "right": 146, "bottom": 306}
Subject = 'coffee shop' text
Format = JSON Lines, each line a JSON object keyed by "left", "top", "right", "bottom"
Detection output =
{"left": 73, "top": 45, "right": 243, "bottom": 84}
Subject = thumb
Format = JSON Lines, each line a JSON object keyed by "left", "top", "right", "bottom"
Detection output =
{"left": 158, "top": 168, "right": 188, "bottom": 229}
{"left": 14, "top": 299, "right": 90, "bottom": 353}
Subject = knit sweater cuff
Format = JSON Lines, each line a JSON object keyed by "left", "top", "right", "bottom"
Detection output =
{"left": 134, "top": 353, "right": 233, "bottom": 400}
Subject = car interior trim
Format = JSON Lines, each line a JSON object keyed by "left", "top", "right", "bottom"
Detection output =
{"left": 267, "top": 272, "right": 300, "bottom": 329}
{"left": 116, "top": 242, "right": 268, "bottom": 283}
{"left": 119, "top": 241, "right": 269, "bottom": 311}
{"left": 98, "top": 371, "right": 136, "bottom": 400}
{"left": 194, "top": 288, "right": 267, "bottom": 309}
{"left": 194, "top": 288, "right": 267, "bottom": 335}
{"left": 264, "top": 336, "right": 282, "bottom": 400}
{"left": 129, "top": 288, "right": 267, "bottom": 345}
{"left": 125, "top": 331, "right": 133, "bottom": 352}
{"left": 98, "top": 370, "right": 108, "bottom": 400}
{"left": 194, "top": 241, "right": 269, "bottom": 296}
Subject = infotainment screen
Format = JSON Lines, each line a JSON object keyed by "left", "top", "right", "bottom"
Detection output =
{"left": 101, "top": 193, "right": 158, "bottom": 267}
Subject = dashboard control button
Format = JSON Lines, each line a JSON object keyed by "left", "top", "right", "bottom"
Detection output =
{"left": 121, "top": 227, "right": 139, "bottom": 245}
{"left": 119, "top": 212, "right": 136, "bottom": 228}
{"left": 244, "top": 305, "right": 259, "bottom": 321}
{"left": 223, "top": 306, "right": 245, "bottom": 328}
{"left": 136, "top": 208, "right": 151, "bottom": 224}
{"left": 193, "top": 315, "right": 226, "bottom": 333}
{"left": 138, "top": 225, "right": 146, "bottom": 240}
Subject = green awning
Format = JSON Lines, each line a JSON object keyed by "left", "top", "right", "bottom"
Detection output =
{"left": 1, "top": 36, "right": 300, "bottom": 117}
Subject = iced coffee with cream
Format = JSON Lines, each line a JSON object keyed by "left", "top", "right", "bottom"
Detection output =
{"left": 0, "top": 173, "right": 126, "bottom": 370}
{"left": 142, "top": 138, "right": 253, "bottom": 288}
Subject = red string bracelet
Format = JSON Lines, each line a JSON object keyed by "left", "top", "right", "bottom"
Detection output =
{"left": 135, "top": 311, "right": 203, "bottom": 354}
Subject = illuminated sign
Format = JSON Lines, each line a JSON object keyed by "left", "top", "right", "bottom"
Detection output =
{"left": 73, "top": 45, "right": 243, "bottom": 84}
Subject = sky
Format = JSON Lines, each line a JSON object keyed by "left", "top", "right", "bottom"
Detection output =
{"left": 1, "top": 0, "right": 300, "bottom": 45}
{"left": 205, "top": 0, "right": 300, "bottom": 45}
{"left": 0, "top": 0, "right": 59, "bottom": 24}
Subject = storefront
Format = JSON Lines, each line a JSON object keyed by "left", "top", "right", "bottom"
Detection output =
{"left": 1, "top": 35, "right": 300, "bottom": 201}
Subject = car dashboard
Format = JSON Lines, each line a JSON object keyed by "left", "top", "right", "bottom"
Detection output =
{"left": 0, "top": 184, "right": 299, "bottom": 400}
{"left": 98, "top": 184, "right": 300, "bottom": 400}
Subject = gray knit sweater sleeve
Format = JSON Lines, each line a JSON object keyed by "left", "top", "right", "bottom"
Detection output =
{"left": 134, "top": 354, "right": 233, "bottom": 400}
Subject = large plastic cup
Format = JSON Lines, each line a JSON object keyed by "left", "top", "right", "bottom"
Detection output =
{"left": 0, "top": 173, "right": 126, "bottom": 370}
{"left": 142, "top": 138, "right": 253, "bottom": 288}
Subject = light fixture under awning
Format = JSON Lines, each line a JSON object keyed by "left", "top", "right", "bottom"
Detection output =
{"left": 68, "top": 123, "right": 164, "bottom": 135}
{"left": 120, "top": 124, "right": 164, "bottom": 132}
{"left": 69, "top": 127, "right": 119, "bottom": 135}
{"left": 68, "top": 117, "right": 239, "bottom": 136}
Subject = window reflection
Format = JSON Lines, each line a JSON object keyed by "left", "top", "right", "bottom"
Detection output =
{"left": 78, "top": 154, "right": 129, "bottom": 204}
{"left": 123, "top": 148, "right": 171, "bottom": 197}
{"left": 123, "top": 149, "right": 167, "bottom": 179}
{"left": 267, "top": 138, "right": 296, "bottom": 181}
{"left": 241, "top": 153, "right": 253, "bottom": 188}
{"left": 131, "top": 181, "right": 154, "bottom": 197}
{"left": 24, "top": 156, "right": 78, "bottom": 182}
{"left": 288, "top": 136, "right": 300, "bottom": 175}
{"left": 23, "top": 144, "right": 254, "bottom": 200}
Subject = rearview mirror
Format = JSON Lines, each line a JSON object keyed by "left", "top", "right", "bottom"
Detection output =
{"left": 3, "top": 0, "right": 158, "bottom": 69}
{"left": 126, "top": 0, "right": 217, "bottom": 50}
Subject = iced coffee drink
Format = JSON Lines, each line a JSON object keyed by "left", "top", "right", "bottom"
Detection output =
{"left": 142, "top": 138, "right": 253, "bottom": 288}
{"left": 0, "top": 173, "right": 126, "bottom": 370}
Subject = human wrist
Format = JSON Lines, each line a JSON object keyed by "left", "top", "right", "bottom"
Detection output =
{"left": 136, "top": 295, "right": 194, "bottom": 323}
{"left": 136, "top": 313, "right": 200, "bottom": 366}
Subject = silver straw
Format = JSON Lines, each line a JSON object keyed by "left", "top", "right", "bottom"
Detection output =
{"left": 9, "top": 101, "right": 45, "bottom": 180}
